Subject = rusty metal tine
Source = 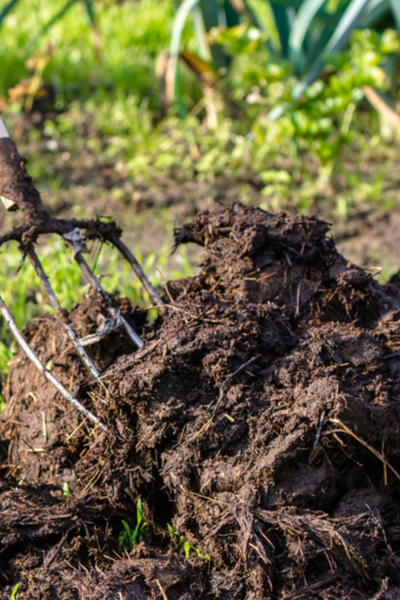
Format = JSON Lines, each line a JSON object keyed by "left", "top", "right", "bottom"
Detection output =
{"left": 110, "top": 236, "right": 167, "bottom": 316}
{"left": 0, "top": 294, "right": 107, "bottom": 432}
{"left": 64, "top": 243, "right": 144, "bottom": 349}
{"left": 25, "top": 244, "right": 101, "bottom": 381}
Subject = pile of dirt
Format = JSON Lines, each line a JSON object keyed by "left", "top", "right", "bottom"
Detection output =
{"left": 1, "top": 203, "right": 400, "bottom": 599}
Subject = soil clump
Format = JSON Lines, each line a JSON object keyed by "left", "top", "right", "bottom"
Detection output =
{"left": 1, "top": 203, "right": 400, "bottom": 599}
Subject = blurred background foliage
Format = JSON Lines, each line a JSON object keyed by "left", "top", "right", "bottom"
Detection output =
{"left": 0, "top": 0, "right": 399, "bottom": 189}
{"left": 0, "top": 0, "right": 400, "bottom": 387}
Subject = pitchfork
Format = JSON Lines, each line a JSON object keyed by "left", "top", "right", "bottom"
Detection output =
{"left": 0, "top": 115, "right": 166, "bottom": 432}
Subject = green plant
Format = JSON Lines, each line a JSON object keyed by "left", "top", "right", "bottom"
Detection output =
{"left": 167, "top": 523, "right": 210, "bottom": 559}
{"left": 0, "top": 0, "right": 173, "bottom": 102}
{"left": 170, "top": 0, "right": 400, "bottom": 117}
{"left": 10, "top": 583, "right": 19, "bottom": 600}
{"left": 0, "top": 0, "right": 97, "bottom": 42}
{"left": 118, "top": 498, "right": 147, "bottom": 551}
{"left": 62, "top": 482, "right": 71, "bottom": 502}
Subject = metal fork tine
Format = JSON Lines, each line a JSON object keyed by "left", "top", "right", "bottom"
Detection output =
{"left": 0, "top": 294, "right": 107, "bottom": 432}
{"left": 24, "top": 243, "right": 101, "bottom": 381}
{"left": 110, "top": 236, "right": 167, "bottom": 316}
{"left": 63, "top": 240, "right": 143, "bottom": 349}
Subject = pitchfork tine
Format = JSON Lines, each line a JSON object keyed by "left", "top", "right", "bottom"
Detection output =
{"left": 63, "top": 241, "right": 144, "bottom": 349}
{"left": 0, "top": 294, "right": 107, "bottom": 432}
{"left": 24, "top": 243, "right": 101, "bottom": 381}
{"left": 110, "top": 236, "right": 167, "bottom": 316}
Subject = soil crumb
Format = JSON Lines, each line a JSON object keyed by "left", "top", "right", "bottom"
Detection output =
{"left": 2, "top": 203, "right": 400, "bottom": 599}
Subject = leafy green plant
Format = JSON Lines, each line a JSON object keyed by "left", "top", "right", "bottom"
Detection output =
{"left": 167, "top": 523, "right": 210, "bottom": 559}
{"left": 118, "top": 498, "right": 147, "bottom": 551}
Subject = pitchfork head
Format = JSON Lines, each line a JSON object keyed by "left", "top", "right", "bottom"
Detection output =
{"left": 0, "top": 115, "right": 166, "bottom": 435}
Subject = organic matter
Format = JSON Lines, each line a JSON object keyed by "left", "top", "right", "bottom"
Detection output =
{"left": 1, "top": 203, "right": 400, "bottom": 598}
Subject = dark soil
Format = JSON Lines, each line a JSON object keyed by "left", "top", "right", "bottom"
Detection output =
{"left": 2, "top": 203, "right": 400, "bottom": 599}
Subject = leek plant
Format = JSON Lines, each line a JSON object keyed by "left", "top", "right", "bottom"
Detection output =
{"left": 170, "top": 0, "right": 400, "bottom": 117}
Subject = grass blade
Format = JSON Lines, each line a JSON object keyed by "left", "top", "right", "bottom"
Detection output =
{"left": 122, "top": 520, "right": 131, "bottom": 536}
{"left": 170, "top": 0, "right": 199, "bottom": 116}
{"left": 81, "top": 0, "right": 95, "bottom": 25}
{"left": 31, "top": 0, "right": 77, "bottom": 45}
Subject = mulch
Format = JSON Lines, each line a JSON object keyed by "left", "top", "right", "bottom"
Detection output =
{"left": 1, "top": 203, "right": 400, "bottom": 599}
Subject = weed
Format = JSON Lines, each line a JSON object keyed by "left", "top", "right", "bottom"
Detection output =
{"left": 118, "top": 498, "right": 147, "bottom": 551}
{"left": 10, "top": 583, "right": 19, "bottom": 600}
{"left": 62, "top": 482, "right": 71, "bottom": 503}
{"left": 167, "top": 523, "right": 210, "bottom": 560}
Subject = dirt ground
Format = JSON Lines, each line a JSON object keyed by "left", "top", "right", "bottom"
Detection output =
{"left": 1, "top": 132, "right": 400, "bottom": 281}
{"left": 1, "top": 203, "right": 400, "bottom": 599}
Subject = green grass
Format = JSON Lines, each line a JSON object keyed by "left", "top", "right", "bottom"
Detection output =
{"left": 10, "top": 583, "right": 19, "bottom": 600}
{"left": 167, "top": 523, "right": 210, "bottom": 560}
{"left": 0, "top": 236, "right": 193, "bottom": 386}
{"left": 118, "top": 498, "right": 147, "bottom": 551}
{"left": 0, "top": 0, "right": 176, "bottom": 102}
{"left": 1, "top": 0, "right": 400, "bottom": 404}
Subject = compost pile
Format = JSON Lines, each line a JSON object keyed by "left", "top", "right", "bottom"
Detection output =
{"left": 1, "top": 203, "right": 400, "bottom": 600}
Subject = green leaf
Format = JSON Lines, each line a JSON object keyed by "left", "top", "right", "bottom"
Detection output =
{"left": 170, "top": 0, "right": 201, "bottom": 59}
{"left": 288, "top": 0, "right": 328, "bottom": 74}
{"left": 62, "top": 482, "right": 71, "bottom": 501}
{"left": 136, "top": 497, "right": 143, "bottom": 527}
{"left": 167, "top": 523, "right": 176, "bottom": 538}
{"left": 388, "top": 0, "right": 400, "bottom": 31}
{"left": 292, "top": 0, "right": 371, "bottom": 100}
{"left": 82, "top": 0, "right": 95, "bottom": 25}
{"left": 305, "top": 22, "right": 330, "bottom": 67}
{"left": 199, "top": 0, "right": 219, "bottom": 30}
{"left": 122, "top": 520, "right": 132, "bottom": 537}
{"left": 267, "top": 0, "right": 342, "bottom": 26}
{"left": 10, "top": 583, "right": 20, "bottom": 600}
{"left": 170, "top": 0, "right": 201, "bottom": 117}
{"left": 269, "top": 2, "right": 291, "bottom": 57}
{"left": 184, "top": 541, "right": 192, "bottom": 558}
{"left": 192, "top": 4, "right": 212, "bottom": 61}
{"left": 0, "top": 0, "right": 20, "bottom": 27}
{"left": 360, "top": 0, "right": 390, "bottom": 27}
